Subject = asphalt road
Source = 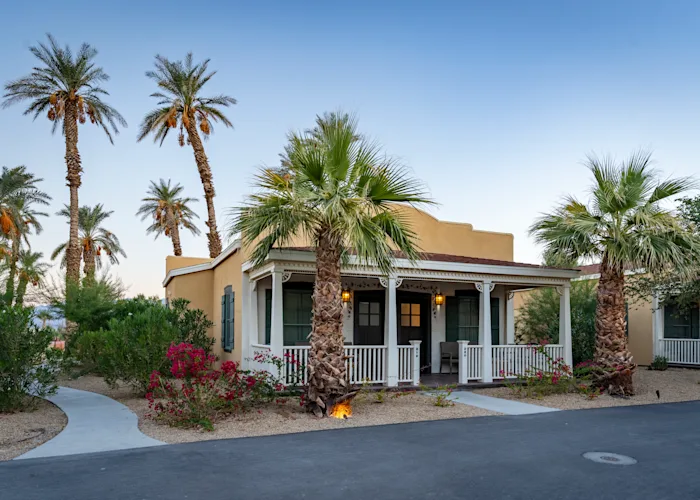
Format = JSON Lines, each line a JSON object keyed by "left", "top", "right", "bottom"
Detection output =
{"left": 3, "top": 402, "right": 700, "bottom": 500}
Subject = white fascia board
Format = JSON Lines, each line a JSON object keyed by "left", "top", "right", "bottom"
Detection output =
{"left": 264, "top": 249, "right": 580, "bottom": 280}
{"left": 162, "top": 239, "right": 241, "bottom": 287}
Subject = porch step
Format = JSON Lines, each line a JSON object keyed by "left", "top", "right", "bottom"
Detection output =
{"left": 446, "top": 391, "right": 560, "bottom": 415}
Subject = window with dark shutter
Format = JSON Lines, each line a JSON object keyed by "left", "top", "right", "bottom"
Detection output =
{"left": 664, "top": 303, "right": 700, "bottom": 339}
{"left": 491, "top": 298, "right": 500, "bottom": 346}
{"left": 446, "top": 294, "right": 479, "bottom": 343}
{"left": 220, "top": 294, "right": 227, "bottom": 349}
{"left": 222, "top": 285, "right": 234, "bottom": 352}
{"left": 265, "top": 289, "right": 272, "bottom": 345}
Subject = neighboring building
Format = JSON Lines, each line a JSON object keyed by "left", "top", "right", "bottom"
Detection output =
{"left": 573, "top": 265, "right": 700, "bottom": 367}
{"left": 163, "top": 206, "right": 579, "bottom": 386}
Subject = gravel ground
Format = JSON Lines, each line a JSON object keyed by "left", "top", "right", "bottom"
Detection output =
{"left": 0, "top": 399, "right": 67, "bottom": 461}
{"left": 60, "top": 376, "right": 497, "bottom": 444}
{"left": 475, "top": 368, "right": 700, "bottom": 410}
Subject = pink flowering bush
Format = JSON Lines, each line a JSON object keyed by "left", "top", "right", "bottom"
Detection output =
{"left": 146, "top": 343, "right": 289, "bottom": 430}
{"left": 504, "top": 344, "right": 602, "bottom": 400}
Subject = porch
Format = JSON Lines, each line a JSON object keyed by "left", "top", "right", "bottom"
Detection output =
{"left": 653, "top": 296, "right": 700, "bottom": 366}
{"left": 240, "top": 248, "right": 577, "bottom": 386}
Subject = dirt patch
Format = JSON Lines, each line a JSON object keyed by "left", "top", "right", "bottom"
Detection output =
{"left": 475, "top": 368, "right": 700, "bottom": 410}
{"left": 0, "top": 399, "right": 68, "bottom": 461}
{"left": 60, "top": 375, "right": 497, "bottom": 444}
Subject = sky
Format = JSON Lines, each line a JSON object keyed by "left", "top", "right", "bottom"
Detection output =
{"left": 1, "top": 0, "right": 699, "bottom": 298}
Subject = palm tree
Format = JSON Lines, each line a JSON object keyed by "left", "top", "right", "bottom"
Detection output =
{"left": 530, "top": 151, "right": 700, "bottom": 395}
{"left": 52, "top": 204, "right": 126, "bottom": 283}
{"left": 14, "top": 250, "right": 50, "bottom": 305}
{"left": 138, "top": 54, "right": 236, "bottom": 258}
{"left": 0, "top": 167, "right": 50, "bottom": 305}
{"left": 36, "top": 309, "right": 54, "bottom": 329}
{"left": 230, "top": 112, "right": 432, "bottom": 416}
{"left": 136, "top": 179, "right": 200, "bottom": 256}
{"left": 3, "top": 34, "right": 126, "bottom": 287}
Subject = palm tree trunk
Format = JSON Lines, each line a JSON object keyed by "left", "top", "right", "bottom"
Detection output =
{"left": 15, "top": 277, "right": 28, "bottom": 306}
{"left": 63, "top": 102, "right": 82, "bottom": 287}
{"left": 306, "top": 230, "right": 347, "bottom": 417}
{"left": 185, "top": 120, "right": 222, "bottom": 258}
{"left": 593, "top": 256, "right": 636, "bottom": 395}
{"left": 83, "top": 246, "right": 95, "bottom": 284}
{"left": 4, "top": 236, "right": 20, "bottom": 305}
{"left": 167, "top": 208, "right": 183, "bottom": 256}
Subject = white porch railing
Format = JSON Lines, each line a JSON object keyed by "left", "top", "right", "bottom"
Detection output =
{"left": 660, "top": 339, "right": 700, "bottom": 365}
{"left": 458, "top": 342, "right": 483, "bottom": 382}
{"left": 491, "top": 344, "right": 565, "bottom": 380}
{"left": 280, "top": 343, "right": 422, "bottom": 386}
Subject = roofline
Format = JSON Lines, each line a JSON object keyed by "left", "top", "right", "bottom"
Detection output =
{"left": 243, "top": 249, "right": 580, "bottom": 280}
{"left": 162, "top": 239, "right": 241, "bottom": 287}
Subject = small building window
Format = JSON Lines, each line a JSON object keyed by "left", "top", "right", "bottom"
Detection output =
{"left": 359, "top": 301, "right": 381, "bottom": 327}
{"left": 221, "top": 285, "right": 234, "bottom": 352}
{"left": 400, "top": 303, "right": 420, "bottom": 327}
{"left": 664, "top": 303, "right": 700, "bottom": 339}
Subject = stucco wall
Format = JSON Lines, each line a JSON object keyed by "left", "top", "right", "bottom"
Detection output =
{"left": 211, "top": 250, "right": 244, "bottom": 363}
{"left": 165, "top": 270, "right": 214, "bottom": 338}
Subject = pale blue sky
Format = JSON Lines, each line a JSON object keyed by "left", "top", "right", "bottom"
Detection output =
{"left": 1, "top": 1, "right": 699, "bottom": 296}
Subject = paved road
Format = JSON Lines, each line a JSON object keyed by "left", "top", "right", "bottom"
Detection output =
{"left": 3, "top": 402, "right": 700, "bottom": 500}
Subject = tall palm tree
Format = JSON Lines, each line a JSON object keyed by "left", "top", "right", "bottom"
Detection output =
{"left": 14, "top": 250, "right": 50, "bottom": 306}
{"left": 136, "top": 179, "right": 200, "bottom": 256}
{"left": 3, "top": 34, "right": 126, "bottom": 286}
{"left": 530, "top": 151, "right": 700, "bottom": 395}
{"left": 0, "top": 167, "right": 50, "bottom": 305}
{"left": 52, "top": 204, "right": 126, "bottom": 283}
{"left": 138, "top": 54, "right": 236, "bottom": 258}
{"left": 231, "top": 112, "right": 432, "bottom": 416}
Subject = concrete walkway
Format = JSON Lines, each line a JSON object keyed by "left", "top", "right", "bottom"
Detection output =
{"left": 16, "top": 387, "right": 163, "bottom": 460}
{"left": 447, "top": 390, "right": 560, "bottom": 415}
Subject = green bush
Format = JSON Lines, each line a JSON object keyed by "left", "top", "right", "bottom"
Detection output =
{"left": 0, "top": 306, "right": 61, "bottom": 412}
{"left": 71, "top": 297, "right": 214, "bottom": 394}
{"left": 515, "top": 281, "right": 597, "bottom": 365}
{"left": 649, "top": 356, "right": 669, "bottom": 371}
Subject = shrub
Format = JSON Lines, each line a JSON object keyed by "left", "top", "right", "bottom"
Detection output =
{"left": 69, "top": 297, "right": 215, "bottom": 392}
{"left": 516, "top": 281, "right": 597, "bottom": 365}
{"left": 0, "top": 306, "right": 61, "bottom": 412}
{"left": 147, "top": 343, "right": 286, "bottom": 430}
{"left": 649, "top": 356, "right": 669, "bottom": 371}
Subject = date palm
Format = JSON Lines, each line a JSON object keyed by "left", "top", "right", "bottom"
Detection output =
{"left": 52, "top": 204, "right": 126, "bottom": 283}
{"left": 530, "top": 151, "right": 700, "bottom": 395}
{"left": 231, "top": 112, "right": 432, "bottom": 416}
{"left": 138, "top": 54, "right": 236, "bottom": 258}
{"left": 3, "top": 34, "right": 126, "bottom": 286}
{"left": 14, "top": 250, "right": 50, "bottom": 306}
{"left": 136, "top": 179, "right": 200, "bottom": 256}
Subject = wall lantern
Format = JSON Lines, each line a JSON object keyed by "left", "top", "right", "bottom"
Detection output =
{"left": 342, "top": 290, "right": 352, "bottom": 303}
{"left": 434, "top": 293, "right": 445, "bottom": 306}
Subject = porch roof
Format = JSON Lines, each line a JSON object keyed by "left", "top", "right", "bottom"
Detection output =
{"left": 246, "top": 248, "right": 579, "bottom": 287}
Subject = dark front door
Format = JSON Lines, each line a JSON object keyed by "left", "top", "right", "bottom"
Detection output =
{"left": 397, "top": 292, "right": 431, "bottom": 371}
{"left": 354, "top": 292, "right": 385, "bottom": 345}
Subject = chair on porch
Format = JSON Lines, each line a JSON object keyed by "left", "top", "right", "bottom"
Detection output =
{"left": 439, "top": 342, "right": 459, "bottom": 374}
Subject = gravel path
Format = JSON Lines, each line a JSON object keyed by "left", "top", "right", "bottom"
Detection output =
{"left": 474, "top": 368, "right": 700, "bottom": 410}
{"left": 60, "top": 376, "right": 498, "bottom": 444}
{"left": 0, "top": 399, "right": 67, "bottom": 461}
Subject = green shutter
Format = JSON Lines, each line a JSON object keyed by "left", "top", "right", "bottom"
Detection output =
{"left": 283, "top": 289, "right": 313, "bottom": 345}
{"left": 446, "top": 296, "right": 459, "bottom": 342}
{"left": 224, "top": 291, "right": 235, "bottom": 352}
{"left": 220, "top": 294, "right": 226, "bottom": 348}
{"left": 265, "top": 289, "right": 272, "bottom": 345}
{"left": 491, "top": 298, "right": 499, "bottom": 345}
{"left": 463, "top": 297, "right": 479, "bottom": 343}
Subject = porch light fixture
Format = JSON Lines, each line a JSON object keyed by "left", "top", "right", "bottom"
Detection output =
{"left": 342, "top": 290, "right": 352, "bottom": 303}
{"left": 434, "top": 293, "right": 445, "bottom": 306}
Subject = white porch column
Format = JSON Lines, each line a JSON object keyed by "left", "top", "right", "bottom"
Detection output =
{"left": 559, "top": 283, "right": 573, "bottom": 367}
{"left": 506, "top": 292, "right": 515, "bottom": 345}
{"left": 385, "top": 276, "right": 399, "bottom": 387}
{"left": 270, "top": 270, "right": 284, "bottom": 363}
{"left": 457, "top": 340, "right": 470, "bottom": 384}
{"left": 409, "top": 340, "right": 421, "bottom": 386}
{"left": 478, "top": 281, "right": 493, "bottom": 383}
{"left": 240, "top": 272, "right": 251, "bottom": 370}
{"left": 652, "top": 293, "right": 663, "bottom": 358}
{"left": 249, "top": 280, "right": 259, "bottom": 344}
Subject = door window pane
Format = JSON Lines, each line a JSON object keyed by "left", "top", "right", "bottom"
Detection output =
{"left": 370, "top": 302, "right": 380, "bottom": 314}
{"left": 401, "top": 303, "right": 410, "bottom": 315}
{"left": 401, "top": 315, "right": 410, "bottom": 327}
{"left": 370, "top": 314, "right": 380, "bottom": 326}
{"left": 411, "top": 314, "right": 420, "bottom": 327}
{"left": 411, "top": 303, "right": 420, "bottom": 315}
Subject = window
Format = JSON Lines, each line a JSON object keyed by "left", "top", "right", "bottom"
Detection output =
{"left": 220, "top": 286, "right": 234, "bottom": 352}
{"left": 400, "top": 303, "right": 421, "bottom": 327}
{"left": 664, "top": 303, "right": 700, "bottom": 339}
{"left": 283, "top": 289, "right": 313, "bottom": 345}
{"left": 359, "top": 301, "right": 382, "bottom": 327}
{"left": 446, "top": 294, "right": 500, "bottom": 345}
